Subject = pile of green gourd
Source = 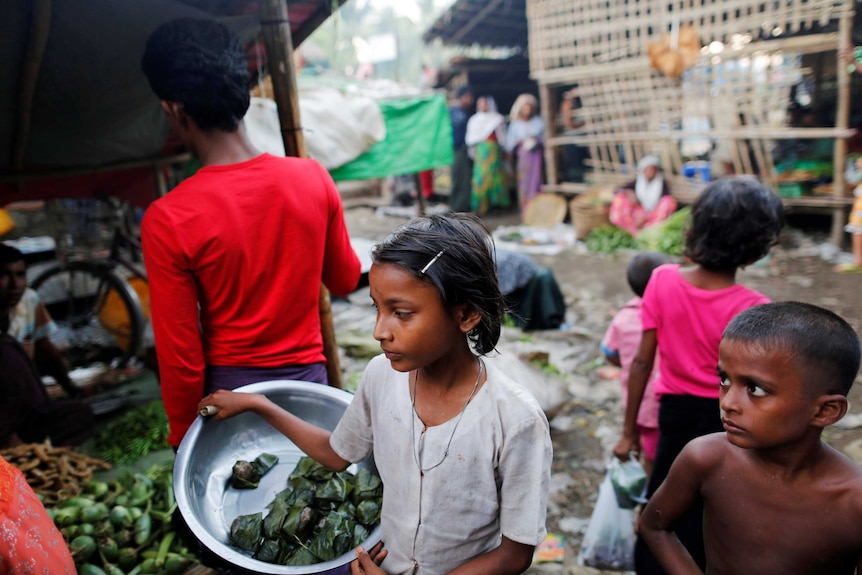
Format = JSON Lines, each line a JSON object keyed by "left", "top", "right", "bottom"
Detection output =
{"left": 46, "top": 463, "right": 198, "bottom": 575}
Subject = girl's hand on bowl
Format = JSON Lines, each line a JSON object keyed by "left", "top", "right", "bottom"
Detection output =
{"left": 351, "top": 542, "right": 388, "bottom": 574}
{"left": 198, "top": 390, "right": 263, "bottom": 420}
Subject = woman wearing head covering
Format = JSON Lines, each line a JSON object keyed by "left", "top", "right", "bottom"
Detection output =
{"left": 465, "top": 96, "right": 509, "bottom": 214}
{"left": 609, "top": 155, "right": 678, "bottom": 236}
{"left": 505, "top": 94, "right": 545, "bottom": 210}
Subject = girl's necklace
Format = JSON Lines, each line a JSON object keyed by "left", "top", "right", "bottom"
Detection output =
{"left": 411, "top": 357, "right": 484, "bottom": 476}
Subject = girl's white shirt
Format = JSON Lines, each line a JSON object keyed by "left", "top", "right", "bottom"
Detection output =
{"left": 330, "top": 354, "right": 552, "bottom": 575}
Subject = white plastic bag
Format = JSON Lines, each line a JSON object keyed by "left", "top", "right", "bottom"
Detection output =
{"left": 577, "top": 472, "right": 636, "bottom": 571}
{"left": 609, "top": 457, "right": 648, "bottom": 509}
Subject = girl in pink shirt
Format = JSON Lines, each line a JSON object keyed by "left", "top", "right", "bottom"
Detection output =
{"left": 602, "top": 252, "right": 670, "bottom": 478}
{"left": 612, "top": 176, "right": 784, "bottom": 575}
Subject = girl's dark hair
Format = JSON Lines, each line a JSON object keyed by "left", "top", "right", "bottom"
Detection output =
{"left": 684, "top": 176, "right": 784, "bottom": 271}
{"left": 141, "top": 18, "right": 250, "bottom": 132}
{"left": 724, "top": 302, "right": 861, "bottom": 396}
{"left": 371, "top": 213, "right": 505, "bottom": 355}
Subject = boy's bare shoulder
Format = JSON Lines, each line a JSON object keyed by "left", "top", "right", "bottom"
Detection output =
{"left": 679, "top": 432, "right": 734, "bottom": 469}
{"left": 821, "top": 443, "right": 862, "bottom": 498}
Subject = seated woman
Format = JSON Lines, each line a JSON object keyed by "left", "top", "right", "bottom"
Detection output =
{"left": 496, "top": 249, "right": 566, "bottom": 331}
{"left": 609, "top": 155, "right": 677, "bottom": 236}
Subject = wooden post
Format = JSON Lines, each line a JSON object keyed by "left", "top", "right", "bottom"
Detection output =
{"left": 831, "top": 6, "right": 853, "bottom": 247}
{"left": 539, "top": 84, "right": 558, "bottom": 186}
{"left": 12, "top": 0, "right": 51, "bottom": 168}
{"left": 259, "top": 0, "right": 343, "bottom": 388}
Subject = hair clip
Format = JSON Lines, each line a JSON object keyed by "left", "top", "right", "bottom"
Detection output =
{"left": 420, "top": 250, "right": 445, "bottom": 274}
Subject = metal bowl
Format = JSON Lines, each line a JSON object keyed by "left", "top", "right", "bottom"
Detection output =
{"left": 174, "top": 380, "right": 381, "bottom": 574}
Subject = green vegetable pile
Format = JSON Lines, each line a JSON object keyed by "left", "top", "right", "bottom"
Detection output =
{"left": 634, "top": 207, "right": 691, "bottom": 257}
{"left": 48, "top": 463, "right": 198, "bottom": 575}
{"left": 94, "top": 402, "right": 170, "bottom": 465}
{"left": 584, "top": 225, "right": 639, "bottom": 254}
{"left": 229, "top": 456, "right": 383, "bottom": 566}
{"left": 585, "top": 207, "right": 691, "bottom": 256}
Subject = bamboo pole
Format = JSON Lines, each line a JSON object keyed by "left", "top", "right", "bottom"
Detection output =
{"left": 259, "top": 0, "right": 343, "bottom": 388}
{"left": 539, "top": 84, "right": 558, "bottom": 186}
{"left": 12, "top": 0, "right": 51, "bottom": 168}
{"left": 831, "top": 6, "right": 853, "bottom": 246}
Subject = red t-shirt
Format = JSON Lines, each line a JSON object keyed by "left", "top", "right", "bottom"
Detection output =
{"left": 142, "top": 154, "right": 361, "bottom": 446}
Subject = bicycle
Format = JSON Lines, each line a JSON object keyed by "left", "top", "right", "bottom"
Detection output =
{"left": 31, "top": 197, "right": 148, "bottom": 369}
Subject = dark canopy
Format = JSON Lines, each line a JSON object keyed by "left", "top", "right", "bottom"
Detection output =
{"left": 423, "top": 0, "right": 527, "bottom": 49}
{"left": 1, "top": 0, "right": 346, "bottom": 205}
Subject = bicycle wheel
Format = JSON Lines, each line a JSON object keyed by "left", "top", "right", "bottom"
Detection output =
{"left": 31, "top": 261, "right": 145, "bottom": 369}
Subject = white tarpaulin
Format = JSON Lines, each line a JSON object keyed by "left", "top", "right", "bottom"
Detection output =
{"left": 245, "top": 91, "right": 385, "bottom": 170}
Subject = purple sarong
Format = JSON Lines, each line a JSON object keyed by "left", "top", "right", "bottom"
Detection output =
{"left": 204, "top": 362, "right": 328, "bottom": 394}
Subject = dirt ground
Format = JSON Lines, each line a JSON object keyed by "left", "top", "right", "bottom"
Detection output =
{"left": 340, "top": 199, "right": 862, "bottom": 574}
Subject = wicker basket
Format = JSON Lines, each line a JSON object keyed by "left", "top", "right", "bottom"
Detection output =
{"left": 570, "top": 193, "right": 611, "bottom": 240}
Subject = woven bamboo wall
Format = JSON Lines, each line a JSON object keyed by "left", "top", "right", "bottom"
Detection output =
{"left": 529, "top": 0, "right": 853, "bottom": 190}
{"left": 528, "top": 0, "right": 846, "bottom": 76}
{"left": 572, "top": 48, "right": 800, "bottom": 179}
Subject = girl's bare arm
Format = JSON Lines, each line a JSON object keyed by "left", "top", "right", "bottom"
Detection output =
{"left": 444, "top": 537, "right": 534, "bottom": 575}
{"left": 613, "top": 328, "right": 657, "bottom": 459}
{"left": 198, "top": 390, "right": 350, "bottom": 471}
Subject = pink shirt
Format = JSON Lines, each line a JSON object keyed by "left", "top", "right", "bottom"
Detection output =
{"left": 641, "top": 264, "right": 770, "bottom": 398}
{"left": 603, "top": 297, "right": 659, "bottom": 429}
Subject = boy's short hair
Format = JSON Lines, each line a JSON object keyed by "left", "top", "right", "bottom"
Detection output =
{"left": 685, "top": 177, "right": 784, "bottom": 270}
{"left": 0, "top": 244, "right": 25, "bottom": 267}
{"left": 723, "top": 302, "right": 861, "bottom": 396}
{"left": 627, "top": 251, "right": 671, "bottom": 298}
{"left": 141, "top": 18, "right": 250, "bottom": 132}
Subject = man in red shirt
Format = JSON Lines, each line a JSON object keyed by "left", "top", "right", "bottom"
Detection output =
{"left": 140, "top": 19, "right": 361, "bottom": 448}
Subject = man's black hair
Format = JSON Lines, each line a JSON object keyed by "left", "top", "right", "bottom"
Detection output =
{"left": 723, "top": 302, "right": 861, "bottom": 396}
{"left": 626, "top": 251, "right": 670, "bottom": 298}
{"left": 0, "top": 244, "right": 25, "bottom": 267}
{"left": 141, "top": 18, "right": 250, "bottom": 132}
{"left": 684, "top": 176, "right": 784, "bottom": 271}
{"left": 456, "top": 85, "right": 473, "bottom": 99}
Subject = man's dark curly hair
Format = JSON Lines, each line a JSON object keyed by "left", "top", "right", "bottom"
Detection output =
{"left": 141, "top": 18, "right": 250, "bottom": 132}
{"left": 684, "top": 176, "right": 784, "bottom": 271}
{"left": 371, "top": 213, "right": 505, "bottom": 355}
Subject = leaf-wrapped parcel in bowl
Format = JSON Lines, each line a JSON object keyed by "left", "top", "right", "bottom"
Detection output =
{"left": 231, "top": 452, "right": 280, "bottom": 489}
{"left": 227, "top": 456, "right": 383, "bottom": 566}
{"left": 229, "top": 512, "right": 263, "bottom": 552}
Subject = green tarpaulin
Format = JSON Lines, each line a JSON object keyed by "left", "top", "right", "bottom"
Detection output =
{"left": 329, "top": 93, "right": 453, "bottom": 182}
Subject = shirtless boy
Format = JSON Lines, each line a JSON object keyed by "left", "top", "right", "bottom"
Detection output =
{"left": 639, "top": 301, "right": 862, "bottom": 575}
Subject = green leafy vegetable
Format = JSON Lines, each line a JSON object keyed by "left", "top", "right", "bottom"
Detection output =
{"left": 93, "top": 402, "right": 170, "bottom": 465}
{"left": 585, "top": 225, "right": 639, "bottom": 254}
{"left": 635, "top": 207, "right": 691, "bottom": 257}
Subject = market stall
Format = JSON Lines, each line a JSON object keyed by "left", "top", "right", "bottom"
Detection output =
{"left": 526, "top": 0, "right": 857, "bottom": 244}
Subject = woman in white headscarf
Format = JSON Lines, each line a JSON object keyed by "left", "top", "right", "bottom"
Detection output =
{"left": 505, "top": 93, "right": 545, "bottom": 210}
{"left": 609, "top": 155, "right": 677, "bottom": 236}
{"left": 465, "top": 95, "right": 509, "bottom": 214}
